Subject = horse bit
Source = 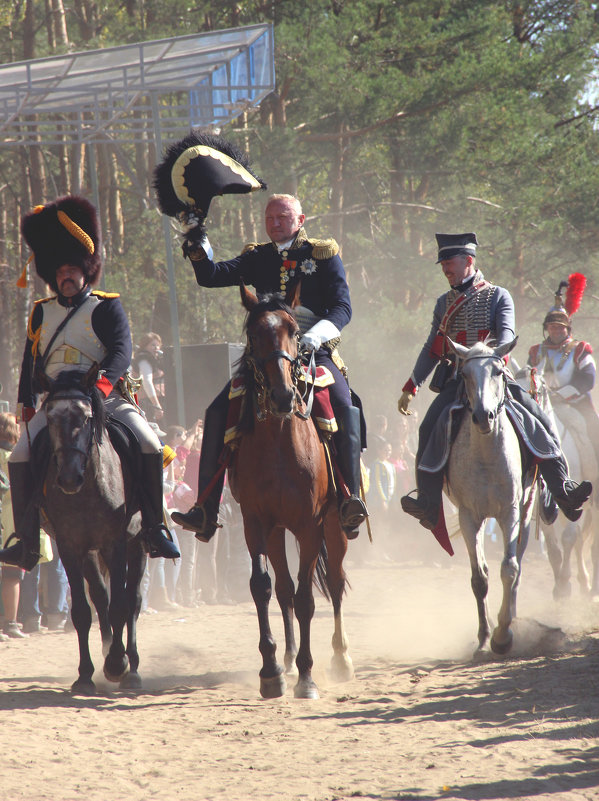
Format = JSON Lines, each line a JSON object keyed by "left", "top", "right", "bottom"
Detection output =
{"left": 245, "top": 335, "right": 316, "bottom": 421}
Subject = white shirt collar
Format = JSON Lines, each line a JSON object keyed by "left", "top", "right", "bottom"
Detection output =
{"left": 276, "top": 238, "right": 295, "bottom": 252}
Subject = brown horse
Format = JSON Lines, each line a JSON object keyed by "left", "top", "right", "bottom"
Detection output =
{"left": 228, "top": 282, "right": 354, "bottom": 699}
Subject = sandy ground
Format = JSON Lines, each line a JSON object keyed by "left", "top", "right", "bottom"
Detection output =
{"left": 2, "top": 522, "right": 599, "bottom": 801}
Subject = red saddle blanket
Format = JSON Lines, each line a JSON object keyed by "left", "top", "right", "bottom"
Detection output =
{"left": 225, "top": 365, "right": 337, "bottom": 444}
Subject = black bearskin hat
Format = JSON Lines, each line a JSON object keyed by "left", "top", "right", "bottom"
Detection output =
{"left": 153, "top": 130, "right": 266, "bottom": 221}
{"left": 21, "top": 195, "right": 102, "bottom": 292}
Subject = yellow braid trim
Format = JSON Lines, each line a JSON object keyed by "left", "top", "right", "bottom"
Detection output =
{"left": 311, "top": 238, "right": 339, "bottom": 259}
{"left": 57, "top": 210, "right": 95, "bottom": 254}
{"left": 91, "top": 290, "right": 120, "bottom": 299}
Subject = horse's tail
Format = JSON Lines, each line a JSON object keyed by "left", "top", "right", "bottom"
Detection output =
{"left": 313, "top": 542, "right": 331, "bottom": 601}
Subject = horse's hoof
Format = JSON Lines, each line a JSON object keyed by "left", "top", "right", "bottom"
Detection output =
{"left": 491, "top": 629, "right": 513, "bottom": 655}
{"left": 260, "top": 673, "right": 287, "bottom": 699}
{"left": 120, "top": 671, "right": 142, "bottom": 690}
{"left": 330, "top": 654, "right": 354, "bottom": 683}
{"left": 71, "top": 678, "right": 97, "bottom": 696}
{"left": 553, "top": 583, "right": 572, "bottom": 601}
{"left": 103, "top": 655, "right": 129, "bottom": 683}
{"left": 294, "top": 676, "right": 320, "bottom": 699}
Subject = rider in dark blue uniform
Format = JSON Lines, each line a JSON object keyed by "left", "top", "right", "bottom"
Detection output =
{"left": 0, "top": 195, "right": 179, "bottom": 570}
{"left": 171, "top": 193, "right": 368, "bottom": 541}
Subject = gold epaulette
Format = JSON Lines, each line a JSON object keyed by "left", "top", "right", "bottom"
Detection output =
{"left": 28, "top": 298, "right": 52, "bottom": 354}
{"left": 310, "top": 238, "right": 339, "bottom": 260}
{"left": 92, "top": 290, "right": 120, "bottom": 299}
{"left": 241, "top": 241, "right": 268, "bottom": 255}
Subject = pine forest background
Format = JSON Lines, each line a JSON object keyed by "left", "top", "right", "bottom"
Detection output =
{"left": 1, "top": 0, "right": 599, "bottom": 426}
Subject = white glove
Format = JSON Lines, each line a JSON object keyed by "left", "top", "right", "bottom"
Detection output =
{"left": 299, "top": 331, "right": 322, "bottom": 352}
{"left": 398, "top": 391, "right": 414, "bottom": 415}
{"left": 177, "top": 209, "right": 201, "bottom": 234}
{"left": 299, "top": 319, "right": 340, "bottom": 352}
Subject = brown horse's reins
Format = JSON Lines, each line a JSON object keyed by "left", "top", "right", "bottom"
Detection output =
{"left": 245, "top": 339, "right": 316, "bottom": 420}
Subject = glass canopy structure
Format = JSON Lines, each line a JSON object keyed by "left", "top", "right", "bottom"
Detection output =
{"left": 0, "top": 24, "right": 274, "bottom": 146}
{"left": 0, "top": 24, "right": 275, "bottom": 425}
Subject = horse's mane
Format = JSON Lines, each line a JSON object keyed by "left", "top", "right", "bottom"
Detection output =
{"left": 50, "top": 370, "right": 106, "bottom": 444}
{"left": 234, "top": 293, "right": 296, "bottom": 434}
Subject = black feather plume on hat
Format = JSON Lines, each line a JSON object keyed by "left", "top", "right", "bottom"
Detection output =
{"left": 153, "top": 130, "right": 266, "bottom": 219}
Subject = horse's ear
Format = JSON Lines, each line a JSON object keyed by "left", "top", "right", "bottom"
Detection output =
{"left": 240, "top": 281, "right": 258, "bottom": 311}
{"left": 446, "top": 337, "right": 469, "bottom": 360}
{"left": 81, "top": 361, "right": 100, "bottom": 391}
{"left": 284, "top": 279, "right": 302, "bottom": 309}
{"left": 494, "top": 336, "right": 518, "bottom": 360}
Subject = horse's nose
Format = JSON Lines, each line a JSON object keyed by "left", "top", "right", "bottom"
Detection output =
{"left": 270, "top": 384, "right": 295, "bottom": 415}
{"left": 56, "top": 460, "right": 85, "bottom": 494}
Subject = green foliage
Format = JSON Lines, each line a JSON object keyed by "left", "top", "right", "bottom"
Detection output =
{"left": 1, "top": 0, "right": 599, "bottom": 417}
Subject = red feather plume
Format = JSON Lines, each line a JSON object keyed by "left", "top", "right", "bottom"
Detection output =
{"left": 565, "top": 272, "right": 587, "bottom": 317}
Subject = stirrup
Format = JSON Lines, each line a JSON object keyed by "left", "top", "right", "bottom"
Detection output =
{"left": 145, "top": 524, "right": 180, "bottom": 559}
{"left": 0, "top": 533, "right": 41, "bottom": 571}
{"left": 339, "top": 496, "right": 368, "bottom": 534}
{"left": 171, "top": 504, "right": 223, "bottom": 542}
{"left": 400, "top": 492, "right": 439, "bottom": 531}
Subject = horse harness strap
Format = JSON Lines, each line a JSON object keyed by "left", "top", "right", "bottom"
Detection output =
{"left": 295, "top": 349, "right": 316, "bottom": 420}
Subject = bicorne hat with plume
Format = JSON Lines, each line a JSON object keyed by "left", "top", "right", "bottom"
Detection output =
{"left": 153, "top": 130, "right": 266, "bottom": 241}
{"left": 543, "top": 273, "right": 587, "bottom": 330}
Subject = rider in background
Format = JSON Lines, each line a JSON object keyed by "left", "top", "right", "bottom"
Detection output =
{"left": 171, "top": 192, "right": 368, "bottom": 542}
{"left": 398, "top": 232, "right": 592, "bottom": 543}
{"left": 528, "top": 274, "right": 599, "bottom": 471}
{"left": 0, "top": 195, "right": 179, "bottom": 570}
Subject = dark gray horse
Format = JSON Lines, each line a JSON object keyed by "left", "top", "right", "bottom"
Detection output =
{"left": 36, "top": 363, "right": 145, "bottom": 695}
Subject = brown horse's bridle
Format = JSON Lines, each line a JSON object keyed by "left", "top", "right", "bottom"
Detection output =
{"left": 245, "top": 334, "right": 316, "bottom": 421}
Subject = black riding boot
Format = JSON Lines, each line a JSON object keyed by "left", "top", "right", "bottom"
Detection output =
{"left": 538, "top": 476, "right": 558, "bottom": 525}
{"left": 171, "top": 400, "right": 227, "bottom": 543}
{"left": 538, "top": 456, "right": 592, "bottom": 522}
{"left": 0, "top": 462, "right": 41, "bottom": 571}
{"left": 334, "top": 406, "right": 369, "bottom": 539}
{"left": 401, "top": 469, "right": 444, "bottom": 531}
{"left": 140, "top": 452, "right": 180, "bottom": 559}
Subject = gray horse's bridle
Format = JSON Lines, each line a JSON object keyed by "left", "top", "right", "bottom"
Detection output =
{"left": 460, "top": 353, "right": 509, "bottom": 416}
{"left": 43, "top": 390, "right": 95, "bottom": 461}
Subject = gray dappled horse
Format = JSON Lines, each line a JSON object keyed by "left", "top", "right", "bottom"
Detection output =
{"left": 515, "top": 364, "right": 599, "bottom": 600}
{"left": 446, "top": 337, "right": 535, "bottom": 655}
{"left": 37, "top": 363, "right": 145, "bottom": 695}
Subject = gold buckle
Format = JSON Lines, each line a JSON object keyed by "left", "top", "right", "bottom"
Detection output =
{"left": 64, "top": 347, "right": 81, "bottom": 364}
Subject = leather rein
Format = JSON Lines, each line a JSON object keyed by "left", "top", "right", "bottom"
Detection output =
{"left": 245, "top": 336, "right": 316, "bottom": 421}
{"left": 42, "top": 388, "right": 96, "bottom": 461}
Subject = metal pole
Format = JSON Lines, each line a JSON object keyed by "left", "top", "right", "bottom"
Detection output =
{"left": 151, "top": 92, "right": 186, "bottom": 426}
{"left": 87, "top": 145, "right": 105, "bottom": 291}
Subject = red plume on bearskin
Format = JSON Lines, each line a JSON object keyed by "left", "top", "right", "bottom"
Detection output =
{"left": 565, "top": 272, "right": 587, "bottom": 317}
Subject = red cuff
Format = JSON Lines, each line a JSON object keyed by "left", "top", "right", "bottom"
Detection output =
{"left": 96, "top": 375, "right": 114, "bottom": 398}
{"left": 402, "top": 378, "right": 416, "bottom": 395}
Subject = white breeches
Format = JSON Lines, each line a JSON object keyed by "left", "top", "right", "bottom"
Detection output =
{"left": 10, "top": 392, "right": 162, "bottom": 463}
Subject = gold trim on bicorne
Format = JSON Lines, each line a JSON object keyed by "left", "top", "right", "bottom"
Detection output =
{"left": 171, "top": 145, "right": 262, "bottom": 207}
{"left": 57, "top": 210, "right": 95, "bottom": 254}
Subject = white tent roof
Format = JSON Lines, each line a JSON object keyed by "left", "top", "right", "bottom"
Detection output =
{"left": 0, "top": 24, "right": 274, "bottom": 146}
